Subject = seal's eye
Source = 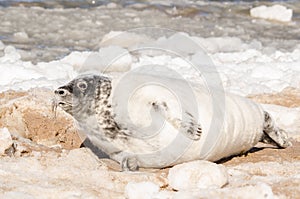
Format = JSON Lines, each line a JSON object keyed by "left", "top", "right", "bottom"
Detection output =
{"left": 77, "top": 81, "right": 88, "bottom": 91}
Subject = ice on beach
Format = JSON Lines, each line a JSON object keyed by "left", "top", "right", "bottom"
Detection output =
{"left": 227, "top": 161, "right": 300, "bottom": 190}
{"left": 193, "top": 37, "right": 246, "bottom": 53}
{"left": 1, "top": 89, "right": 298, "bottom": 198}
{"left": 125, "top": 181, "right": 160, "bottom": 199}
{"left": 172, "top": 183, "right": 275, "bottom": 199}
{"left": 0, "top": 46, "right": 77, "bottom": 92}
{"left": 0, "top": 128, "right": 13, "bottom": 155}
{"left": 0, "top": 41, "right": 5, "bottom": 51}
{"left": 251, "top": 66, "right": 283, "bottom": 79}
{"left": 13, "top": 31, "right": 29, "bottom": 42}
{"left": 62, "top": 46, "right": 132, "bottom": 73}
{"left": 1, "top": 46, "right": 21, "bottom": 62}
{"left": 0, "top": 31, "right": 300, "bottom": 97}
{"left": 221, "top": 183, "right": 275, "bottom": 199}
{"left": 250, "top": 5, "right": 293, "bottom": 22}
{"left": 0, "top": 1, "right": 299, "bottom": 198}
{"left": 153, "top": 32, "right": 201, "bottom": 56}
{"left": 100, "top": 31, "right": 153, "bottom": 49}
{"left": 168, "top": 160, "right": 228, "bottom": 190}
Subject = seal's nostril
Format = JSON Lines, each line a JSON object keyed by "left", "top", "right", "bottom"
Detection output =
{"left": 55, "top": 89, "right": 66, "bottom": 96}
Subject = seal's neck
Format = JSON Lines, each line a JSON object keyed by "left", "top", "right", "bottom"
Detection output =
{"left": 94, "top": 77, "right": 124, "bottom": 139}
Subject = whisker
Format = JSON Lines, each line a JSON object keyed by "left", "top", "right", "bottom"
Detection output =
{"left": 51, "top": 98, "right": 58, "bottom": 119}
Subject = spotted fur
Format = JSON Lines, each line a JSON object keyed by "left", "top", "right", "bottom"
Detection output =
{"left": 261, "top": 111, "right": 291, "bottom": 148}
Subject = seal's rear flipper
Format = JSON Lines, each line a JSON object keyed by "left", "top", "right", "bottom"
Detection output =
{"left": 261, "top": 111, "right": 292, "bottom": 148}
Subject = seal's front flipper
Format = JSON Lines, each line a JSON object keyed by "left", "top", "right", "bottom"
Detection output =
{"left": 164, "top": 115, "right": 202, "bottom": 141}
{"left": 179, "top": 112, "right": 202, "bottom": 141}
{"left": 151, "top": 102, "right": 202, "bottom": 141}
{"left": 181, "top": 121, "right": 202, "bottom": 140}
{"left": 262, "top": 111, "right": 292, "bottom": 148}
{"left": 121, "top": 156, "right": 139, "bottom": 171}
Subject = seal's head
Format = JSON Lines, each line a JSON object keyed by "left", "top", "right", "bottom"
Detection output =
{"left": 54, "top": 74, "right": 112, "bottom": 117}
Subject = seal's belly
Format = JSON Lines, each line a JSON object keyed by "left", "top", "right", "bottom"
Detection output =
{"left": 173, "top": 93, "right": 264, "bottom": 165}
{"left": 112, "top": 84, "right": 265, "bottom": 167}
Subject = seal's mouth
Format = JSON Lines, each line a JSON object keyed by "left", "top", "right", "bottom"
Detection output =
{"left": 57, "top": 101, "right": 73, "bottom": 108}
{"left": 52, "top": 97, "right": 73, "bottom": 112}
{"left": 58, "top": 101, "right": 67, "bottom": 106}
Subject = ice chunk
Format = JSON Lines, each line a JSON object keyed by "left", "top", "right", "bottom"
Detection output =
{"left": 168, "top": 160, "right": 228, "bottom": 190}
{"left": 1, "top": 46, "right": 21, "bottom": 62}
{"left": 0, "top": 62, "right": 42, "bottom": 86}
{"left": 61, "top": 51, "right": 91, "bottom": 69}
{"left": 13, "top": 31, "right": 29, "bottom": 42}
{"left": 193, "top": 36, "right": 244, "bottom": 53}
{"left": 125, "top": 181, "right": 160, "bottom": 199}
{"left": 172, "top": 183, "right": 275, "bottom": 199}
{"left": 251, "top": 66, "right": 283, "bottom": 79}
{"left": 154, "top": 32, "right": 201, "bottom": 56}
{"left": 79, "top": 46, "right": 132, "bottom": 73}
{"left": 0, "top": 40, "right": 5, "bottom": 51}
{"left": 0, "top": 128, "right": 13, "bottom": 155}
{"left": 106, "top": 2, "right": 117, "bottom": 9}
{"left": 224, "top": 183, "right": 275, "bottom": 199}
{"left": 100, "top": 31, "right": 152, "bottom": 49}
{"left": 36, "top": 61, "right": 76, "bottom": 80}
{"left": 0, "top": 46, "right": 78, "bottom": 92}
{"left": 250, "top": 5, "right": 293, "bottom": 22}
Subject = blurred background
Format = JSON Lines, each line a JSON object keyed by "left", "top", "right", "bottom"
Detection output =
{"left": 0, "top": 0, "right": 299, "bottom": 63}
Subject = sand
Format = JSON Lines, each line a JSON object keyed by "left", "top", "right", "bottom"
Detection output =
{"left": 0, "top": 88, "right": 299, "bottom": 198}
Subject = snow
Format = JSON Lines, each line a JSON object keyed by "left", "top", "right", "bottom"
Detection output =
{"left": 250, "top": 5, "right": 293, "bottom": 22}
{"left": 125, "top": 181, "right": 160, "bottom": 199}
{"left": 2, "top": 46, "right": 21, "bottom": 62}
{"left": 96, "top": 45, "right": 132, "bottom": 72}
{"left": 61, "top": 46, "right": 132, "bottom": 73}
{"left": 0, "top": 145, "right": 166, "bottom": 198}
{"left": 172, "top": 183, "right": 275, "bottom": 199}
{"left": 193, "top": 36, "right": 246, "bottom": 53}
{"left": 106, "top": 2, "right": 118, "bottom": 9}
{"left": 220, "top": 183, "right": 275, "bottom": 199}
{"left": 251, "top": 66, "right": 283, "bottom": 79}
{"left": 227, "top": 161, "right": 300, "bottom": 189}
{"left": 0, "top": 3, "right": 300, "bottom": 196}
{"left": 13, "top": 31, "right": 29, "bottom": 42}
{"left": 0, "top": 1, "right": 299, "bottom": 198}
{"left": 168, "top": 160, "right": 228, "bottom": 190}
{"left": 100, "top": 31, "right": 153, "bottom": 49}
{"left": 0, "top": 40, "right": 5, "bottom": 51}
{"left": 1, "top": 32, "right": 300, "bottom": 96}
{"left": 0, "top": 120, "right": 169, "bottom": 198}
{"left": 0, "top": 46, "right": 77, "bottom": 92}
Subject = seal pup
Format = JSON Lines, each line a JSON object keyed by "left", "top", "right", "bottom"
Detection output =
{"left": 54, "top": 73, "right": 291, "bottom": 171}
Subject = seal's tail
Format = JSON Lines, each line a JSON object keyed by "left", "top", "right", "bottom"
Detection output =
{"left": 261, "top": 111, "right": 292, "bottom": 148}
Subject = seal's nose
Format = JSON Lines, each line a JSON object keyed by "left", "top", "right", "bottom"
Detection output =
{"left": 55, "top": 88, "right": 67, "bottom": 97}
